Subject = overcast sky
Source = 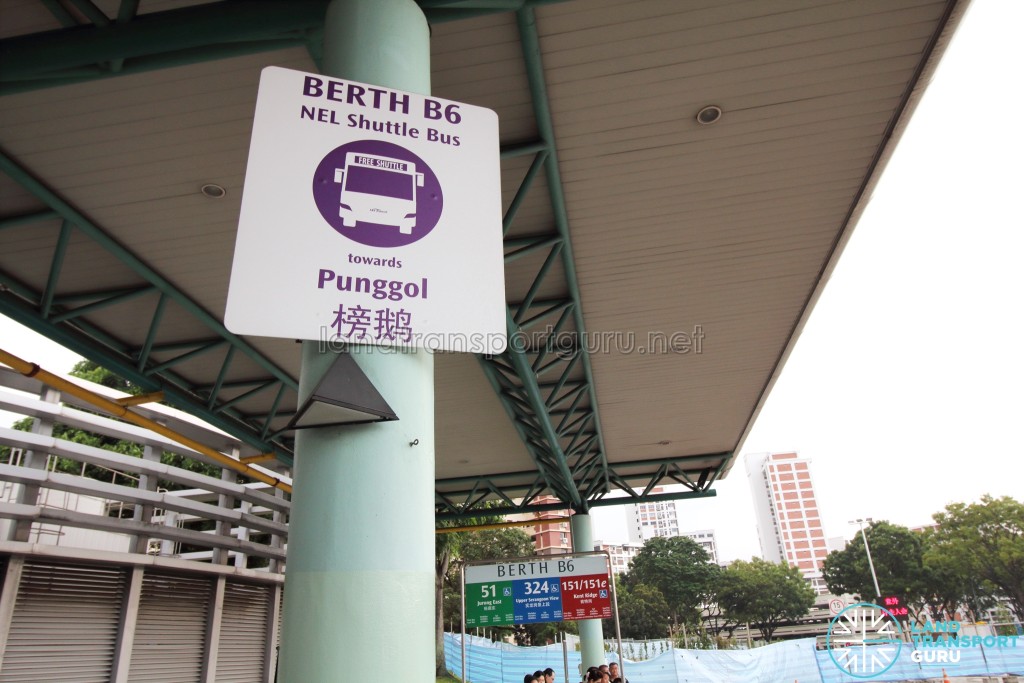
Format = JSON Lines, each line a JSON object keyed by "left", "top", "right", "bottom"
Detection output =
{"left": 2, "top": 0, "right": 1021, "bottom": 565}
{"left": 593, "top": 0, "right": 1024, "bottom": 562}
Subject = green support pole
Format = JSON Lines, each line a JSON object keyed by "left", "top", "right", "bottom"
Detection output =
{"left": 275, "top": 1, "right": 434, "bottom": 681}
{"left": 571, "top": 512, "right": 606, "bottom": 671}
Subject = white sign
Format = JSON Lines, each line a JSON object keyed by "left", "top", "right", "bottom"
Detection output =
{"left": 226, "top": 66, "right": 506, "bottom": 353}
{"left": 463, "top": 554, "right": 613, "bottom": 626}
{"left": 829, "top": 598, "right": 846, "bottom": 615}
{"left": 465, "top": 554, "right": 610, "bottom": 584}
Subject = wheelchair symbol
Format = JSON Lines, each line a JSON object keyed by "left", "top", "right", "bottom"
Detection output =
{"left": 503, "top": 587, "right": 512, "bottom": 597}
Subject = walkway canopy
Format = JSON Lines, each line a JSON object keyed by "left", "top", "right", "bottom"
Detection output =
{"left": 0, "top": 0, "right": 968, "bottom": 518}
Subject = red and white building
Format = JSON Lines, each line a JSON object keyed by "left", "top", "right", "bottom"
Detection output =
{"left": 746, "top": 452, "right": 830, "bottom": 594}
{"left": 521, "top": 495, "right": 573, "bottom": 556}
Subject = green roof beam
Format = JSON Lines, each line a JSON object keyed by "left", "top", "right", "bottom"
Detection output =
{"left": 503, "top": 150, "right": 548, "bottom": 236}
{"left": 259, "top": 384, "right": 288, "bottom": 441}
{"left": 0, "top": 148, "right": 298, "bottom": 394}
{"left": 49, "top": 285, "right": 155, "bottom": 324}
{"left": 41, "top": 220, "right": 73, "bottom": 319}
{"left": 434, "top": 488, "right": 717, "bottom": 522}
{"left": 0, "top": 211, "right": 59, "bottom": 230}
{"left": 205, "top": 345, "right": 236, "bottom": 410}
{"left": 516, "top": 6, "right": 610, "bottom": 494}
{"left": 504, "top": 309, "right": 581, "bottom": 506}
{"left": 67, "top": 0, "right": 113, "bottom": 27}
{"left": 136, "top": 293, "right": 167, "bottom": 371}
{"left": 40, "top": 0, "right": 77, "bottom": 28}
{"left": 0, "top": 2, "right": 329, "bottom": 81}
{"left": 501, "top": 139, "right": 547, "bottom": 159}
{"left": 504, "top": 234, "right": 562, "bottom": 263}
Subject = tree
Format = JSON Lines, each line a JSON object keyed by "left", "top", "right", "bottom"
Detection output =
{"left": 822, "top": 518, "right": 1009, "bottom": 625}
{"left": 518, "top": 617, "right": 578, "bottom": 648}
{"left": 919, "top": 531, "right": 998, "bottom": 622}
{"left": 626, "top": 535, "right": 718, "bottom": 628}
{"left": 929, "top": 495, "right": 1024, "bottom": 621}
{"left": 716, "top": 558, "right": 815, "bottom": 642}
{"left": 457, "top": 526, "right": 536, "bottom": 566}
{"left": 700, "top": 596, "right": 740, "bottom": 641}
{"left": 435, "top": 520, "right": 463, "bottom": 676}
{"left": 603, "top": 575, "right": 671, "bottom": 640}
{"left": 434, "top": 519, "right": 535, "bottom": 676}
{"left": 68, "top": 360, "right": 140, "bottom": 394}
{"left": 823, "top": 520, "right": 931, "bottom": 615}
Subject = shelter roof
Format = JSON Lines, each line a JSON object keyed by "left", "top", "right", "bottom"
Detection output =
{"left": 0, "top": 0, "right": 968, "bottom": 516}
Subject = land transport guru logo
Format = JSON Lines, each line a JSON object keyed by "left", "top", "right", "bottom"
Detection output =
{"left": 312, "top": 139, "right": 443, "bottom": 248}
{"left": 826, "top": 601, "right": 1021, "bottom": 678}
{"left": 826, "top": 602, "right": 903, "bottom": 678}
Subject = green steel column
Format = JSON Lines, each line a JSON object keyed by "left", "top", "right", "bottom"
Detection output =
{"left": 571, "top": 512, "right": 606, "bottom": 670}
{"left": 276, "top": 1, "right": 433, "bottom": 681}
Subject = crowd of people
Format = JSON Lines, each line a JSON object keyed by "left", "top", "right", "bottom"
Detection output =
{"left": 522, "top": 667, "right": 554, "bottom": 683}
{"left": 522, "top": 662, "right": 627, "bottom": 683}
{"left": 582, "top": 662, "right": 627, "bottom": 683}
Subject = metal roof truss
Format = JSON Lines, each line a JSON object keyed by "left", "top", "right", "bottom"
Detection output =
{"left": 0, "top": 0, "right": 722, "bottom": 519}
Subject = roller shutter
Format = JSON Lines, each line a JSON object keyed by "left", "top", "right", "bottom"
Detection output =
{"left": 127, "top": 573, "right": 212, "bottom": 683}
{"left": 0, "top": 561, "right": 126, "bottom": 683}
{"left": 214, "top": 581, "right": 270, "bottom": 683}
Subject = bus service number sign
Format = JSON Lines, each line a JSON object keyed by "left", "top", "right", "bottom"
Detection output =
{"left": 226, "top": 66, "right": 505, "bottom": 354}
{"left": 464, "top": 555, "right": 612, "bottom": 627}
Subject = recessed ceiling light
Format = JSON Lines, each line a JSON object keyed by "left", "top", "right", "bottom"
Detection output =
{"left": 200, "top": 183, "right": 226, "bottom": 199}
{"left": 696, "top": 105, "right": 723, "bottom": 125}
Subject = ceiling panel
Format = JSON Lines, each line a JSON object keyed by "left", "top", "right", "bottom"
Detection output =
{"left": 0, "top": 0, "right": 966, "bottom": 513}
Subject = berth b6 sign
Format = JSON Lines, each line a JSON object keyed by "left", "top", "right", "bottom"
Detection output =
{"left": 226, "top": 67, "right": 505, "bottom": 354}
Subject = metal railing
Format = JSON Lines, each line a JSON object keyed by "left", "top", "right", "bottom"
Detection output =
{"left": 0, "top": 365, "right": 290, "bottom": 573}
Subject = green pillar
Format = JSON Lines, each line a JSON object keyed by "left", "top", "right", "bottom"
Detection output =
{"left": 276, "top": 2, "right": 433, "bottom": 681}
{"left": 571, "top": 512, "right": 605, "bottom": 669}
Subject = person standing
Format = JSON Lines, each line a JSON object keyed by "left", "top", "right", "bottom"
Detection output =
{"left": 609, "top": 661, "right": 628, "bottom": 683}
